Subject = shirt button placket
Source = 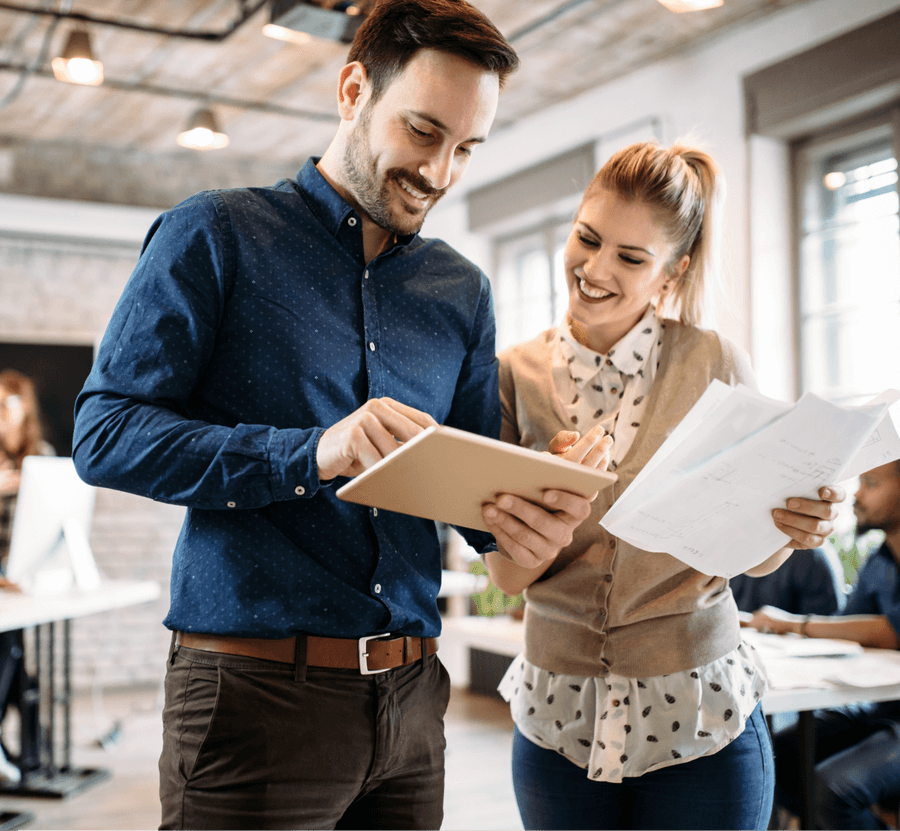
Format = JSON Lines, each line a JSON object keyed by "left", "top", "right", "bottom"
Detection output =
{"left": 362, "top": 264, "right": 381, "bottom": 396}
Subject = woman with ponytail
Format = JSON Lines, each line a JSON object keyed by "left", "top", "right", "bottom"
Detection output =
{"left": 480, "top": 140, "right": 844, "bottom": 830}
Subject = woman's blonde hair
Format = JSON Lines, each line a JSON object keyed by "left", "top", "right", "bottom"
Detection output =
{"left": 0, "top": 368, "right": 46, "bottom": 468}
{"left": 585, "top": 139, "right": 724, "bottom": 326}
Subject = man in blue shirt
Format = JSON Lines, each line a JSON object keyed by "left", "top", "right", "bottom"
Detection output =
{"left": 730, "top": 544, "right": 847, "bottom": 617}
{"left": 72, "top": 2, "right": 602, "bottom": 828}
{"left": 750, "top": 461, "right": 900, "bottom": 829}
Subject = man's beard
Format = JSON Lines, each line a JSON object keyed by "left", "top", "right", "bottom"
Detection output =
{"left": 341, "top": 103, "right": 444, "bottom": 237}
{"left": 855, "top": 520, "right": 876, "bottom": 538}
{"left": 854, "top": 513, "right": 896, "bottom": 538}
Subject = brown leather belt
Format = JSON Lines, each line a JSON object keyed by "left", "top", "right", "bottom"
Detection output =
{"left": 178, "top": 631, "right": 438, "bottom": 675}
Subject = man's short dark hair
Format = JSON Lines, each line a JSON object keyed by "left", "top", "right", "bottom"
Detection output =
{"left": 348, "top": 0, "right": 519, "bottom": 103}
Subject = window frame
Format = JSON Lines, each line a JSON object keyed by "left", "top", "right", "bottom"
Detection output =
{"left": 790, "top": 103, "right": 900, "bottom": 403}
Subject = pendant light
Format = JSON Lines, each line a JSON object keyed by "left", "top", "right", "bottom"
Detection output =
{"left": 52, "top": 28, "right": 104, "bottom": 86}
{"left": 177, "top": 108, "right": 230, "bottom": 150}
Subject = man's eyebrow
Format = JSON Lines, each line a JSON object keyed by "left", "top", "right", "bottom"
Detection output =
{"left": 407, "top": 111, "right": 488, "bottom": 144}
{"left": 577, "top": 221, "right": 656, "bottom": 256}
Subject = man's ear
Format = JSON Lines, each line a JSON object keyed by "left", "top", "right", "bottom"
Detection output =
{"left": 337, "top": 61, "right": 369, "bottom": 121}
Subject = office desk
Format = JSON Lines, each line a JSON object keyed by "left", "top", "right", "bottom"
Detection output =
{"left": 748, "top": 630, "right": 900, "bottom": 829}
{"left": 0, "top": 580, "right": 159, "bottom": 803}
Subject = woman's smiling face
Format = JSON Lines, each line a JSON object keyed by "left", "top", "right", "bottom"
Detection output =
{"left": 564, "top": 189, "right": 688, "bottom": 354}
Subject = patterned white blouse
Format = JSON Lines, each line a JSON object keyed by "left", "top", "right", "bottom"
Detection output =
{"left": 499, "top": 307, "right": 769, "bottom": 782}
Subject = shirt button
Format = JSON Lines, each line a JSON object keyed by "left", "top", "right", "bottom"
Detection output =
{"left": 605, "top": 574, "right": 613, "bottom": 583}
{"left": 226, "top": 501, "right": 236, "bottom": 508}
{"left": 369, "top": 342, "right": 376, "bottom": 351}
{"left": 374, "top": 584, "right": 382, "bottom": 594}
{"left": 364, "top": 270, "right": 369, "bottom": 279}
{"left": 348, "top": 216, "right": 358, "bottom": 226}
{"left": 373, "top": 507, "right": 378, "bottom": 517}
{"left": 294, "top": 486, "right": 305, "bottom": 496}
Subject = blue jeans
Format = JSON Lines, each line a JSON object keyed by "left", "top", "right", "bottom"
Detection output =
{"left": 512, "top": 703, "right": 774, "bottom": 830}
{"left": 773, "top": 702, "right": 900, "bottom": 830}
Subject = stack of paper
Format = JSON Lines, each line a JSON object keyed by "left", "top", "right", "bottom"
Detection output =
{"left": 601, "top": 382, "right": 900, "bottom": 577}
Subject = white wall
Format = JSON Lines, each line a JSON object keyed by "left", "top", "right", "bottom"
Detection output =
{"left": 425, "top": 0, "right": 900, "bottom": 399}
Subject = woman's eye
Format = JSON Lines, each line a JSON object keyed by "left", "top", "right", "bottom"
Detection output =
{"left": 620, "top": 254, "right": 643, "bottom": 265}
{"left": 410, "top": 125, "right": 431, "bottom": 139}
{"left": 578, "top": 234, "right": 599, "bottom": 247}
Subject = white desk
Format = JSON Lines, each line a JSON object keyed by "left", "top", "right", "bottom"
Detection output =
{"left": 745, "top": 630, "right": 900, "bottom": 829}
{"left": 0, "top": 579, "right": 160, "bottom": 803}
{"left": 0, "top": 580, "right": 160, "bottom": 632}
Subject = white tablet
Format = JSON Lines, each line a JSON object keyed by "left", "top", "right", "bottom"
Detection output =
{"left": 336, "top": 424, "right": 616, "bottom": 532}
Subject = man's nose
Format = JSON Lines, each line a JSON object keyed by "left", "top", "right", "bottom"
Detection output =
{"left": 420, "top": 148, "right": 454, "bottom": 192}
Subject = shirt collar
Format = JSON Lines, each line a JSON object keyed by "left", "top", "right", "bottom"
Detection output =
{"left": 296, "top": 158, "right": 417, "bottom": 250}
{"left": 559, "top": 307, "right": 660, "bottom": 388}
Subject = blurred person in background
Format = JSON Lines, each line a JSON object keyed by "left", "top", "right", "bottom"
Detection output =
{"left": 0, "top": 368, "right": 53, "bottom": 785}
{"left": 749, "top": 461, "right": 900, "bottom": 829}
{"left": 731, "top": 544, "right": 846, "bottom": 618}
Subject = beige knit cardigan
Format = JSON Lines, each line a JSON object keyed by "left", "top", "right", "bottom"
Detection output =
{"left": 498, "top": 320, "right": 757, "bottom": 678}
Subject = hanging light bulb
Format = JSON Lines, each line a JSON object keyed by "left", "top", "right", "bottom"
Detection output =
{"left": 656, "top": 0, "right": 723, "bottom": 11}
{"left": 52, "top": 29, "right": 104, "bottom": 86}
{"left": 823, "top": 171, "right": 847, "bottom": 191}
{"left": 177, "top": 108, "right": 230, "bottom": 150}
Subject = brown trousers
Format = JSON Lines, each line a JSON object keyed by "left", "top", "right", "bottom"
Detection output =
{"left": 158, "top": 635, "right": 450, "bottom": 830}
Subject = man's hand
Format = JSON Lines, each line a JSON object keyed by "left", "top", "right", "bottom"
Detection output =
{"left": 482, "top": 489, "right": 596, "bottom": 570}
{"left": 316, "top": 398, "right": 436, "bottom": 482}
{"left": 747, "top": 604, "right": 797, "bottom": 635}
{"left": 772, "top": 485, "right": 845, "bottom": 549}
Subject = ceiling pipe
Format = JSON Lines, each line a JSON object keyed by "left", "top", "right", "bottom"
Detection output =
{"left": 0, "top": 0, "right": 268, "bottom": 41}
{"left": 508, "top": 0, "right": 629, "bottom": 42}
{"left": 0, "top": 61, "right": 340, "bottom": 122}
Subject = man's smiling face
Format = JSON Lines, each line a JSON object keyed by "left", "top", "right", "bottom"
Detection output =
{"left": 340, "top": 48, "right": 499, "bottom": 237}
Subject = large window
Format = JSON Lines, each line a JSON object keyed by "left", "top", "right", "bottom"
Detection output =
{"left": 794, "top": 111, "right": 900, "bottom": 404}
{"left": 492, "top": 218, "right": 572, "bottom": 352}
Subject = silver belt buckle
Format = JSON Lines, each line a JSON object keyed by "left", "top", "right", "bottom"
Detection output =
{"left": 358, "top": 633, "right": 392, "bottom": 675}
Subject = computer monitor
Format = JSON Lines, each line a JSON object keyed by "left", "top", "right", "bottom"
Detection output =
{"left": 5, "top": 456, "right": 101, "bottom": 595}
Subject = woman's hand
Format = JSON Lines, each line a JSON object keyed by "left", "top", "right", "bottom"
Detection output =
{"left": 771, "top": 484, "right": 845, "bottom": 549}
{"left": 482, "top": 489, "right": 596, "bottom": 571}
{"left": 547, "top": 424, "right": 614, "bottom": 471}
{"left": 0, "top": 461, "right": 20, "bottom": 496}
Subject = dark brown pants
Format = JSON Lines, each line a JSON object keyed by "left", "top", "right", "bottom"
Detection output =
{"left": 158, "top": 635, "right": 450, "bottom": 830}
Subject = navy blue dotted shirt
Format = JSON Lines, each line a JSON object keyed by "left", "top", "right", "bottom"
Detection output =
{"left": 843, "top": 542, "right": 900, "bottom": 638}
{"left": 73, "top": 159, "right": 500, "bottom": 639}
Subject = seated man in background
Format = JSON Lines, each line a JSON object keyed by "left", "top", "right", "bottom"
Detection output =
{"left": 731, "top": 544, "right": 846, "bottom": 617}
{"left": 749, "top": 461, "right": 900, "bottom": 830}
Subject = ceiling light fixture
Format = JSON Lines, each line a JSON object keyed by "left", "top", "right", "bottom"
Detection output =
{"left": 263, "top": 0, "right": 368, "bottom": 45}
{"left": 823, "top": 171, "right": 847, "bottom": 191}
{"left": 51, "top": 28, "right": 104, "bottom": 85}
{"left": 656, "top": 0, "right": 724, "bottom": 11}
{"left": 177, "top": 108, "right": 230, "bottom": 150}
